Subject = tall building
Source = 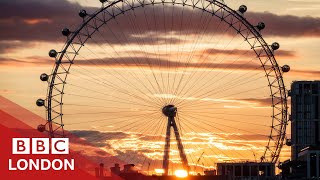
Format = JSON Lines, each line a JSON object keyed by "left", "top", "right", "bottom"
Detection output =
{"left": 290, "top": 81, "right": 320, "bottom": 160}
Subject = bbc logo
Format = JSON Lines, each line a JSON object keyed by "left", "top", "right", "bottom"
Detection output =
{"left": 12, "top": 138, "right": 69, "bottom": 154}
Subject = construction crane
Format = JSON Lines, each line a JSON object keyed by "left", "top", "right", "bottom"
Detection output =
{"left": 194, "top": 152, "right": 205, "bottom": 174}
{"left": 252, "top": 150, "right": 257, "bottom": 162}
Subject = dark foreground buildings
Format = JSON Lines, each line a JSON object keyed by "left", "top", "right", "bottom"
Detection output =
{"left": 291, "top": 81, "right": 320, "bottom": 160}
{"left": 217, "top": 162, "right": 275, "bottom": 179}
{"left": 95, "top": 162, "right": 276, "bottom": 180}
{"left": 280, "top": 81, "right": 320, "bottom": 179}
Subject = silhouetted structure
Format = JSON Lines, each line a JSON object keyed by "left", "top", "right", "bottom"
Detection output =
{"left": 98, "top": 163, "right": 229, "bottom": 180}
{"left": 100, "top": 163, "right": 105, "bottom": 177}
{"left": 298, "top": 146, "right": 320, "bottom": 178}
{"left": 110, "top": 163, "right": 121, "bottom": 176}
{"left": 278, "top": 159, "right": 306, "bottom": 179}
{"left": 123, "top": 164, "right": 135, "bottom": 173}
{"left": 162, "top": 105, "right": 189, "bottom": 175}
{"left": 290, "top": 81, "right": 320, "bottom": 160}
{"left": 204, "top": 169, "right": 216, "bottom": 176}
{"left": 217, "top": 162, "right": 275, "bottom": 179}
{"left": 95, "top": 167, "right": 100, "bottom": 178}
{"left": 279, "top": 81, "right": 320, "bottom": 179}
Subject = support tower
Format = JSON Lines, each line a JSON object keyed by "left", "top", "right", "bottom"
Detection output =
{"left": 162, "top": 105, "right": 189, "bottom": 175}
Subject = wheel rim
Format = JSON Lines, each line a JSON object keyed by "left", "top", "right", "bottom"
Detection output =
{"left": 43, "top": 0, "right": 288, "bottom": 174}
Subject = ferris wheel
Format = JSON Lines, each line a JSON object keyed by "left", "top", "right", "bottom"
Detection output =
{"left": 36, "top": 0, "right": 289, "bottom": 175}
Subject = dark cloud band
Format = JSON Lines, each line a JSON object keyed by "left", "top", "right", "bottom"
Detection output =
{"left": 0, "top": 0, "right": 319, "bottom": 44}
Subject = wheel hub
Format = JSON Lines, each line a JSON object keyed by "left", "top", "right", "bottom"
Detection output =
{"left": 162, "top": 105, "right": 177, "bottom": 117}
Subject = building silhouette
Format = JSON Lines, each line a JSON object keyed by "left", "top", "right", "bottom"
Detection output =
{"left": 290, "top": 81, "right": 320, "bottom": 160}
{"left": 280, "top": 81, "right": 320, "bottom": 179}
{"left": 96, "top": 163, "right": 230, "bottom": 180}
{"left": 217, "top": 162, "right": 275, "bottom": 179}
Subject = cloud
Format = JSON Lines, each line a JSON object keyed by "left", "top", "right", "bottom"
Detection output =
{"left": 0, "top": 0, "right": 84, "bottom": 42}
{"left": 94, "top": 150, "right": 109, "bottom": 156}
{"left": 290, "top": 69, "right": 320, "bottom": 77}
{"left": 203, "top": 48, "right": 295, "bottom": 58}
{"left": 226, "top": 134, "right": 268, "bottom": 141}
{"left": 70, "top": 130, "right": 130, "bottom": 147}
{"left": 0, "top": 54, "right": 261, "bottom": 70}
{"left": 0, "top": 53, "right": 289, "bottom": 75}
{"left": 0, "top": 41, "right": 30, "bottom": 53}
{"left": 129, "top": 48, "right": 296, "bottom": 58}
{"left": 237, "top": 98, "right": 272, "bottom": 107}
{"left": 0, "top": 0, "right": 184, "bottom": 45}
{"left": 247, "top": 12, "right": 320, "bottom": 37}
{"left": 1, "top": 0, "right": 320, "bottom": 45}
{"left": 139, "top": 135, "right": 164, "bottom": 141}
{"left": 2, "top": 54, "right": 318, "bottom": 81}
{"left": 70, "top": 56, "right": 262, "bottom": 71}
{"left": 0, "top": 56, "right": 52, "bottom": 66}
{"left": 0, "top": 58, "right": 27, "bottom": 64}
{"left": 67, "top": 129, "right": 268, "bottom": 170}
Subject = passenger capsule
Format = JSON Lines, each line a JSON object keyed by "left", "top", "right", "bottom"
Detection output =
{"left": 100, "top": 0, "right": 108, "bottom": 3}
{"left": 62, "top": 28, "right": 71, "bottom": 36}
{"left": 282, "top": 65, "right": 290, "bottom": 72}
{"left": 257, "top": 22, "right": 265, "bottom": 31}
{"left": 37, "top": 124, "right": 46, "bottom": 132}
{"left": 49, "top": 49, "right": 57, "bottom": 58}
{"left": 79, "top": 9, "right": 87, "bottom": 18}
{"left": 239, "top": 5, "right": 247, "bottom": 13}
{"left": 285, "top": 139, "right": 292, "bottom": 146}
{"left": 271, "top": 42, "right": 280, "bottom": 50}
{"left": 40, "top": 73, "right": 49, "bottom": 81}
{"left": 36, "top": 99, "right": 45, "bottom": 107}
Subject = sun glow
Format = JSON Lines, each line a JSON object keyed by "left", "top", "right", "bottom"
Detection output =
{"left": 154, "top": 168, "right": 165, "bottom": 174}
{"left": 174, "top": 170, "right": 188, "bottom": 178}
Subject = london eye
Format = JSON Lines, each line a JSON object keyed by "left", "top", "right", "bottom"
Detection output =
{"left": 37, "top": 0, "right": 289, "bottom": 175}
